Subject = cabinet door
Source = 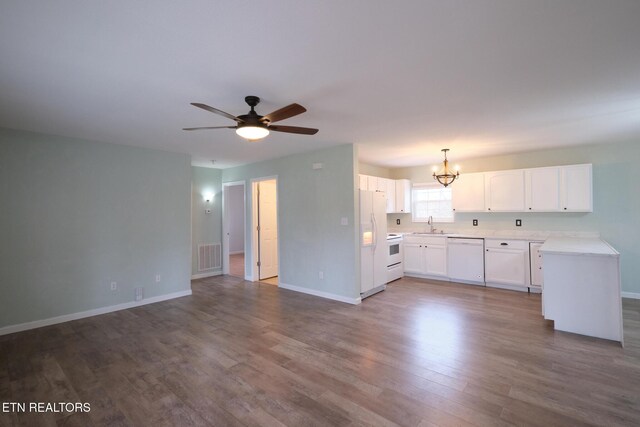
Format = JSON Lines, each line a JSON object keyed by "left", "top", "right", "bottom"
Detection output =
{"left": 485, "top": 247, "right": 528, "bottom": 285}
{"left": 425, "top": 245, "right": 447, "bottom": 277}
{"left": 525, "top": 167, "right": 560, "bottom": 212}
{"left": 385, "top": 178, "right": 396, "bottom": 213}
{"left": 560, "top": 164, "right": 592, "bottom": 212}
{"left": 452, "top": 172, "right": 485, "bottom": 212}
{"left": 395, "top": 179, "right": 412, "bottom": 213}
{"left": 485, "top": 170, "right": 525, "bottom": 211}
{"left": 367, "top": 176, "right": 379, "bottom": 192}
{"left": 529, "top": 243, "right": 544, "bottom": 287}
{"left": 403, "top": 243, "right": 424, "bottom": 274}
{"left": 359, "top": 174, "right": 369, "bottom": 191}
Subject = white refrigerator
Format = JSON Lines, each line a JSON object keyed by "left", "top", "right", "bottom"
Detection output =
{"left": 360, "top": 190, "right": 388, "bottom": 298}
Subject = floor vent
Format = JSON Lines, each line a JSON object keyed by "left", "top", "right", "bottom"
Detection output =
{"left": 198, "top": 243, "right": 221, "bottom": 271}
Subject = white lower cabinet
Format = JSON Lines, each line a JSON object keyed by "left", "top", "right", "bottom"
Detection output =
{"left": 529, "top": 242, "right": 544, "bottom": 289}
{"left": 403, "top": 236, "right": 447, "bottom": 278}
{"left": 484, "top": 239, "right": 529, "bottom": 290}
{"left": 403, "top": 242, "right": 424, "bottom": 274}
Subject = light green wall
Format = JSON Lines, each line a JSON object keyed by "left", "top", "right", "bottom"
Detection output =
{"left": 222, "top": 144, "right": 359, "bottom": 300}
{"left": 191, "top": 166, "right": 223, "bottom": 276}
{"left": 0, "top": 128, "right": 192, "bottom": 328}
{"left": 386, "top": 140, "right": 640, "bottom": 293}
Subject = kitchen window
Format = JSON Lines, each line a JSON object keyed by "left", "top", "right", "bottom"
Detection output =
{"left": 411, "top": 183, "right": 454, "bottom": 223}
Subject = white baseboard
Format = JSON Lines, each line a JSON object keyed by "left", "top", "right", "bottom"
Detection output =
{"left": 229, "top": 251, "right": 245, "bottom": 255}
{"left": 485, "top": 282, "right": 529, "bottom": 293}
{"left": 622, "top": 291, "right": 640, "bottom": 300}
{"left": 191, "top": 270, "right": 222, "bottom": 280}
{"left": 0, "top": 289, "right": 192, "bottom": 336}
{"left": 245, "top": 275, "right": 253, "bottom": 281}
{"left": 404, "top": 272, "right": 450, "bottom": 282}
{"left": 279, "top": 282, "right": 361, "bottom": 305}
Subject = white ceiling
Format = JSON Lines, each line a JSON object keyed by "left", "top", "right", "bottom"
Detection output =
{"left": 1, "top": 0, "right": 639, "bottom": 169}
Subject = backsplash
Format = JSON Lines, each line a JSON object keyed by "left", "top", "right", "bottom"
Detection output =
{"left": 387, "top": 211, "right": 599, "bottom": 235}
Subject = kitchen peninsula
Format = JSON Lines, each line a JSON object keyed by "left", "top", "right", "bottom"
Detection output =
{"left": 541, "top": 237, "right": 623, "bottom": 344}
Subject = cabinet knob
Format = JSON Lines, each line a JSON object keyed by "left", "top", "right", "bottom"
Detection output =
{"left": 529, "top": 207, "right": 532, "bottom": 210}
{"left": 500, "top": 242, "right": 508, "bottom": 246}
{"left": 486, "top": 249, "right": 489, "bottom": 252}
{"left": 563, "top": 207, "right": 567, "bottom": 210}
{"left": 488, "top": 208, "right": 491, "bottom": 211}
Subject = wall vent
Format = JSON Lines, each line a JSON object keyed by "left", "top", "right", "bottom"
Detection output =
{"left": 198, "top": 243, "right": 221, "bottom": 271}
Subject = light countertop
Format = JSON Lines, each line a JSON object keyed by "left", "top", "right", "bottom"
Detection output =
{"left": 539, "top": 237, "right": 619, "bottom": 257}
{"left": 393, "top": 229, "right": 599, "bottom": 242}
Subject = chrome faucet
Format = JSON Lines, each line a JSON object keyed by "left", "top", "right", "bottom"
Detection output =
{"left": 427, "top": 215, "right": 435, "bottom": 233}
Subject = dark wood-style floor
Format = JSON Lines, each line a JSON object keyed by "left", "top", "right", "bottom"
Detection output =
{"left": 1, "top": 275, "right": 639, "bottom": 426}
{"left": 229, "top": 253, "right": 244, "bottom": 278}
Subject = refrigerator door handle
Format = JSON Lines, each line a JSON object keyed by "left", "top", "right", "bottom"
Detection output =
{"left": 371, "top": 212, "right": 377, "bottom": 251}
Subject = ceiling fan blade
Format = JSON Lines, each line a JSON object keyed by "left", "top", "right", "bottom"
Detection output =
{"left": 269, "top": 125, "right": 318, "bottom": 135}
{"left": 182, "top": 126, "right": 237, "bottom": 131}
{"left": 261, "top": 103, "right": 306, "bottom": 123}
{"left": 191, "top": 103, "right": 243, "bottom": 122}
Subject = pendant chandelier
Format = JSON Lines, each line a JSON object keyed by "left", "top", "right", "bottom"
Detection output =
{"left": 432, "top": 148, "right": 459, "bottom": 187}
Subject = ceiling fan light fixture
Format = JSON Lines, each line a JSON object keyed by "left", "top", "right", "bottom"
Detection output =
{"left": 236, "top": 125, "right": 269, "bottom": 141}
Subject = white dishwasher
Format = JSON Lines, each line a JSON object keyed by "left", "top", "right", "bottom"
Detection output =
{"left": 447, "top": 238, "right": 485, "bottom": 285}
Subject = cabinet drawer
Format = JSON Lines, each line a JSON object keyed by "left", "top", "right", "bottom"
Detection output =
{"left": 484, "top": 239, "right": 528, "bottom": 250}
{"left": 404, "top": 235, "right": 447, "bottom": 246}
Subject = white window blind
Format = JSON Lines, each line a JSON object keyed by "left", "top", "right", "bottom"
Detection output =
{"left": 411, "top": 183, "right": 454, "bottom": 223}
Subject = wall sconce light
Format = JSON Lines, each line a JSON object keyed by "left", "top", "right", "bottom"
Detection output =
{"left": 203, "top": 191, "right": 214, "bottom": 203}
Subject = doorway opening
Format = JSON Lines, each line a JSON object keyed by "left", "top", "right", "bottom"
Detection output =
{"left": 252, "top": 178, "right": 279, "bottom": 286}
{"left": 223, "top": 181, "right": 246, "bottom": 279}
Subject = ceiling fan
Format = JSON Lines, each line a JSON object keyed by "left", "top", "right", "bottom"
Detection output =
{"left": 183, "top": 96, "right": 319, "bottom": 141}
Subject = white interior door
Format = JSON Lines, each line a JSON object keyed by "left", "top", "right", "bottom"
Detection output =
{"left": 258, "top": 179, "right": 278, "bottom": 280}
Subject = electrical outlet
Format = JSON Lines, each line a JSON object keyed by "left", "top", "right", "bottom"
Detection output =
{"left": 155, "top": 274, "right": 161, "bottom": 283}
{"left": 134, "top": 287, "right": 144, "bottom": 301}
{"left": 319, "top": 271, "right": 324, "bottom": 280}
{"left": 473, "top": 219, "right": 478, "bottom": 226}
{"left": 110, "top": 282, "right": 117, "bottom": 291}
{"left": 516, "top": 219, "right": 522, "bottom": 227}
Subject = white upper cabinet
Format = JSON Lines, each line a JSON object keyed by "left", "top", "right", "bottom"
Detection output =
{"left": 484, "top": 170, "right": 525, "bottom": 212}
{"left": 560, "top": 164, "right": 592, "bottom": 212}
{"left": 452, "top": 172, "right": 485, "bottom": 212}
{"left": 367, "top": 175, "right": 385, "bottom": 192}
{"left": 358, "top": 174, "right": 410, "bottom": 213}
{"left": 362, "top": 164, "right": 591, "bottom": 214}
{"left": 384, "top": 178, "right": 396, "bottom": 213}
{"left": 525, "top": 167, "right": 560, "bottom": 212}
{"left": 359, "top": 174, "right": 369, "bottom": 190}
{"left": 395, "top": 179, "right": 411, "bottom": 213}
